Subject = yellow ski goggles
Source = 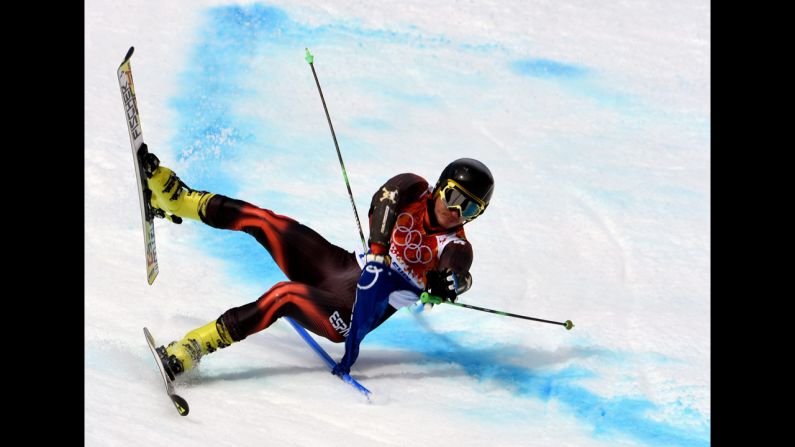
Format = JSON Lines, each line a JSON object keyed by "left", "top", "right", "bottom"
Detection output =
{"left": 437, "top": 179, "right": 487, "bottom": 221}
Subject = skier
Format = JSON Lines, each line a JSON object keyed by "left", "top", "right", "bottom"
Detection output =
{"left": 146, "top": 154, "right": 494, "bottom": 379}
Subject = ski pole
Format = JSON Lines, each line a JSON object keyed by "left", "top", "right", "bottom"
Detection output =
{"left": 305, "top": 48, "right": 367, "bottom": 251}
{"left": 421, "top": 292, "right": 574, "bottom": 330}
{"left": 284, "top": 317, "right": 372, "bottom": 399}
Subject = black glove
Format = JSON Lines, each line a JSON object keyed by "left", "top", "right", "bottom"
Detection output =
{"left": 424, "top": 269, "right": 461, "bottom": 303}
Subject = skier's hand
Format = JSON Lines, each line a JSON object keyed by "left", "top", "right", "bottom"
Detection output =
{"left": 364, "top": 243, "right": 391, "bottom": 266}
{"left": 364, "top": 252, "right": 391, "bottom": 265}
{"left": 424, "top": 269, "right": 460, "bottom": 302}
{"left": 331, "top": 363, "right": 349, "bottom": 377}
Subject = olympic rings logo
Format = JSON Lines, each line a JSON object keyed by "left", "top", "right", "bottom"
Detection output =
{"left": 392, "top": 213, "right": 433, "bottom": 265}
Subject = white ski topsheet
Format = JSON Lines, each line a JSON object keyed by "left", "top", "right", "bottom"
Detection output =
{"left": 86, "top": 1, "right": 710, "bottom": 446}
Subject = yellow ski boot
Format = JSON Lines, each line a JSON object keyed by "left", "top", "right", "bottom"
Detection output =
{"left": 144, "top": 153, "right": 215, "bottom": 223}
{"left": 157, "top": 319, "right": 235, "bottom": 380}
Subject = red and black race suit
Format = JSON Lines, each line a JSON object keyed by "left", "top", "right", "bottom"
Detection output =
{"left": 203, "top": 173, "right": 473, "bottom": 343}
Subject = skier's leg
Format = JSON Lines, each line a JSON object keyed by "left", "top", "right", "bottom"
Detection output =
{"left": 201, "top": 195, "right": 361, "bottom": 288}
{"left": 219, "top": 281, "right": 354, "bottom": 344}
{"left": 143, "top": 158, "right": 357, "bottom": 288}
{"left": 159, "top": 281, "right": 355, "bottom": 379}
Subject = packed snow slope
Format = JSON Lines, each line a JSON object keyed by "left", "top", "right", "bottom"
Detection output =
{"left": 85, "top": 1, "right": 709, "bottom": 446}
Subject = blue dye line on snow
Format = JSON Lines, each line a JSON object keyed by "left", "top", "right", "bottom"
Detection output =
{"left": 166, "top": 5, "right": 305, "bottom": 286}
{"left": 510, "top": 58, "right": 638, "bottom": 112}
{"left": 367, "top": 314, "right": 709, "bottom": 447}
{"left": 511, "top": 58, "right": 589, "bottom": 79}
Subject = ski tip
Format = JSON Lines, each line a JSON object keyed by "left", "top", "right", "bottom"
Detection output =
{"left": 124, "top": 46, "right": 135, "bottom": 61}
{"left": 147, "top": 267, "right": 158, "bottom": 285}
{"left": 171, "top": 394, "right": 189, "bottom": 416}
{"left": 143, "top": 327, "right": 156, "bottom": 346}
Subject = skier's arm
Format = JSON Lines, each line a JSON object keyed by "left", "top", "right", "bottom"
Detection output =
{"left": 332, "top": 175, "right": 429, "bottom": 376}
{"left": 366, "top": 184, "right": 399, "bottom": 261}
{"left": 424, "top": 241, "right": 474, "bottom": 303}
{"left": 332, "top": 263, "right": 396, "bottom": 377}
{"left": 366, "top": 173, "right": 429, "bottom": 258}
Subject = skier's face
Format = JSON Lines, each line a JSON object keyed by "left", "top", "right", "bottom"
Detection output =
{"left": 434, "top": 195, "right": 467, "bottom": 228}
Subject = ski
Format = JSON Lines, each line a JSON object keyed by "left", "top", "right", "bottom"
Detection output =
{"left": 284, "top": 317, "right": 372, "bottom": 401}
{"left": 143, "top": 327, "right": 190, "bottom": 416}
{"left": 118, "top": 46, "right": 159, "bottom": 285}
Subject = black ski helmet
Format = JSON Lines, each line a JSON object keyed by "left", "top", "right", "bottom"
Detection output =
{"left": 434, "top": 158, "right": 494, "bottom": 213}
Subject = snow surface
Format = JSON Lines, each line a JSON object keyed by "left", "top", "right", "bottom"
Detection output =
{"left": 85, "top": 1, "right": 709, "bottom": 445}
